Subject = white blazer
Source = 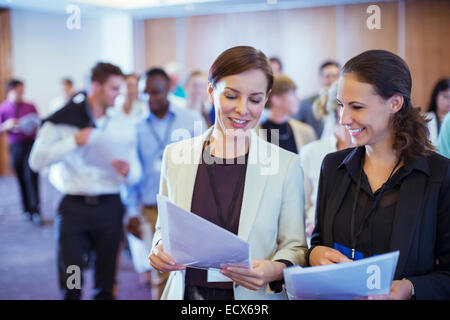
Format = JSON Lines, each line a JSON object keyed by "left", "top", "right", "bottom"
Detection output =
{"left": 152, "top": 127, "right": 307, "bottom": 300}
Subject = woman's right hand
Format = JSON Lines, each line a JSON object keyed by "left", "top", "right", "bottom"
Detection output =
{"left": 149, "top": 243, "right": 186, "bottom": 273}
{"left": 309, "top": 245, "right": 352, "bottom": 266}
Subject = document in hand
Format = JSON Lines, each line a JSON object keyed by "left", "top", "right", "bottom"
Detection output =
{"left": 284, "top": 251, "right": 399, "bottom": 300}
{"left": 18, "top": 113, "right": 41, "bottom": 135}
{"left": 156, "top": 194, "right": 251, "bottom": 270}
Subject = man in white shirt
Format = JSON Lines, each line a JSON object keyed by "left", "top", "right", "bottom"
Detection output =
{"left": 29, "top": 62, "right": 142, "bottom": 300}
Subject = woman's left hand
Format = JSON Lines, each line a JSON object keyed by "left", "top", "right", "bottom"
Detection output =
{"left": 220, "top": 259, "right": 286, "bottom": 291}
{"left": 364, "top": 280, "right": 413, "bottom": 300}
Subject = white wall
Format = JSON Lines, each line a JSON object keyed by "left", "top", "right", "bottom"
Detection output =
{"left": 11, "top": 9, "right": 134, "bottom": 117}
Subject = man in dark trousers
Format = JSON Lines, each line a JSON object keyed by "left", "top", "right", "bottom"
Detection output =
{"left": 0, "top": 80, "right": 41, "bottom": 224}
{"left": 29, "top": 62, "right": 142, "bottom": 299}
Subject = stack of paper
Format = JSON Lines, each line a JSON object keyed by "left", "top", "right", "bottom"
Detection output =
{"left": 284, "top": 251, "right": 399, "bottom": 300}
{"left": 156, "top": 194, "right": 251, "bottom": 270}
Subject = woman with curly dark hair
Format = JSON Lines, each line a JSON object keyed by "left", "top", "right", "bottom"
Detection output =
{"left": 307, "top": 49, "right": 450, "bottom": 300}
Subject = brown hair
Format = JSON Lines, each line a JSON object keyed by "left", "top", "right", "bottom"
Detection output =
{"left": 342, "top": 49, "right": 434, "bottom": 159}
{"left": 208, "top": 46, "right": 273, "bottom": 93}
{"left": 91, "top": 62, "right": 123, "bottom": 84}
{"left": 265, "top": 75, "right": 296, "bottom": 109}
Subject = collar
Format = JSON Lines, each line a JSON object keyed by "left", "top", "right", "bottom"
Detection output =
{"left": 338, "top": 146, "right": 431, "bottom": 184}
{"left": 146, "top": 104, "right": 176, "bottom": 122}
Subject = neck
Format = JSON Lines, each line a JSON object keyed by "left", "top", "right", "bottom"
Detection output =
{"left": 210, "top": 126, "right": 250, "bottom": 159}
{"left": 87, "top": 95, "right": 106, "bottom": 120}
{"left": 152, "top": 103, "right": 169, "bottom": 119}
{"left": 364, "top": 134, "right": 400, "bottom": 167}
{"left": 268, "top": 109, "right": 290, "bottom": 124}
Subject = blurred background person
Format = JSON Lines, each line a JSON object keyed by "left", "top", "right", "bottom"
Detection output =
{"left": 300, "top": 81, "right": 354, "bottom": 242}
{"left": 269, "top": 56, "right": 283, "bottom": 76}
{"left": 438, "top": 112, "right": 450, "bottom": 158}
{"left": 425, "top": 78, "right": 450, "bottom": 146}
{"left": 114, "top": 73, "right": 148, "bottom": 121}
{"left": 0, "top": 79, "right": 41, "bottom": 224}
{"left": 48, "top": 78, "right": 76, "bottom": 116}
{"left": 29, "top": 62, "right": 142, "bottom": 300}
{"left": 165, "top": 61, "right": 187, "bottom": 109}
{"left": 185, "top": 70, "right": 212, "bottom": 127}
{"left": 258, "top": 75, "right": 316, "bottom": 153}
{"left": 124, "top": 67, "right": 205, "bottom": 299}
{"left": 294, "top": 60, "right": 340, "bottom": 138}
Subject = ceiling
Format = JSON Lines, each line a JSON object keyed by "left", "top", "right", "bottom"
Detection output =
{"left": 0, "top": 0, "right": 390, "bottom": 18}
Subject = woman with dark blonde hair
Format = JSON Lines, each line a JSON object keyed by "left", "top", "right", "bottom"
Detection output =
{"left": 308, "top": 49, "right": 450, "bottom": 300}
{"left": 149, "top": 46, "right": 307, "bottom": 300}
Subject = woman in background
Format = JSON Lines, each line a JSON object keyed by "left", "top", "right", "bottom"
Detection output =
{"left": 425, "top": 78, "right": 450, "bottom": 146}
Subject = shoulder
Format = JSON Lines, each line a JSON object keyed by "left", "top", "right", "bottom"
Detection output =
{"left": 288, "top": 118, "right": 315, "bottom": 133}
{"left": 425, "top": 152, "right": 450, "bottom": 177}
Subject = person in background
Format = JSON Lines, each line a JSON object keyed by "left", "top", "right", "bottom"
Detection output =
{"left": 29, "top": 62, "right": 142, "bottom": 300}
{"left": 438, "top": 112, "right": 450, "bottom": 158}
{"left": 49, "top": 78, "right": 76, "bottom": 116}
{"left": 114, "top": 73, "right": 148, "bottom": 121}
{"left": 269, "top": 57, "right": 283, "bottom": 76}
{"left": 294, "top": 60, "right": 340, "bottom": 138}
{"left": 124, "top": 67, "right": 205, "bottom": 299}
{"left": 300, "top": 81, "right": 353, "bottom": 241}
{"left": 425, "top": 78, "right": 450, "bottom": 146}
{"left": 258, "top": 75, "right": 316, "bottom": 154}
{"left": 185, "top": 70, "right": 212, "bottom": 127}
{"left": 0, "top": 79, "right": 41, "bottom": 224}
{"left": 149, "top": 46, "right": 307, "bottom": 300}
{"left": 165, "top": 61, "right": 187, "bottom": 109}
{"left": 308, "top": 50, "right": 449, "bottom": 300}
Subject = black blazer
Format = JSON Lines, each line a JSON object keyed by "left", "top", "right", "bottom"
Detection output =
{"left": 308, "top": 147, "right": 450, "bottom": 300}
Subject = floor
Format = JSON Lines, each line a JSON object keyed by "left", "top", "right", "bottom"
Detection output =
{"left": 0, "top": 173, "right": 153, "bottom": 300}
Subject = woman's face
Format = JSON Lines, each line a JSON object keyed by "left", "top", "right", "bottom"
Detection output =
{"left": 209, "top": 68, "right": 269, "bottom": 137}
{"left": 436, "top": 88, "right": 450, "bottom": 117}
{"left": 336, "top": 73, "right": 402, "bottom": 148}
{"left": 273, "top": 89, "right": 300, "bottom": 116}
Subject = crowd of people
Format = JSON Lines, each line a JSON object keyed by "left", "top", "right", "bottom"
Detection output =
{"left": 0, "top": 46, "right": 449, "bottom": 300}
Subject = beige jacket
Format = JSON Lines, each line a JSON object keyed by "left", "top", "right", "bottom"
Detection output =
{"left": 152, "top": 127, "right": 307, "bottom": 300}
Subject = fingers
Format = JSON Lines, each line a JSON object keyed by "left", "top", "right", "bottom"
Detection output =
{"left": 149, "top": 244, "right": 185, "bottom": 273}
{"left": 220, "top": 266, "right": 266, "bottom": 291}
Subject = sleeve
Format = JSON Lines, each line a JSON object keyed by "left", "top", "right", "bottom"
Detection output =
{"left": 122, "top": 131, "right": 143, "bottom": 219}
{"left": 124, "top": 127, "right": 142, "bottom": 186}
{"left": 306, "top": 156, "right": 328, "bottom": 265}
{"left": 407, "top": 163, "right": 450, "bottom": 300}
{"left": 151, "top": 145, "right": 170, "bottom": 250}
{"left": 28, "top": 121, "right": 78, "bottom": 171}
{"left": 271, "top": 154, "right": 308, "bottom": 266}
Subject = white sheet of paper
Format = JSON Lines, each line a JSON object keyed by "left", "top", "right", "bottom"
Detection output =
{"left": 127, "top": 233, "right": 153, "bottom": 273}
{"left": 156, "top": 194, "right": 251, "bottom": 271}
{"left": 18, "top": 113, "right": 40, "bottom": 135}
{"left": 83, "top": 128, "right": 133, "bottom": 169}
{"left": 284, "top": 251, "right": 399, "bottom": 300}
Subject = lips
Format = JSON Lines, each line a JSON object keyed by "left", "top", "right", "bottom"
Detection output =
{"left": 348, "top": 127, "right": 364, "bottom": 137}
{"left": 229, "top": 117, "right": 250, "bottom": 128}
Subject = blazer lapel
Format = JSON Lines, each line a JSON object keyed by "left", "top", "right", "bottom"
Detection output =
{"left": 238, "top": 131, "right": 269, "bottom": 241}
{"left": 175, "top": 128, "right": 212, "bottom": 211}
{"left": 390, "top": 171, "right": 427, "bottom": 278}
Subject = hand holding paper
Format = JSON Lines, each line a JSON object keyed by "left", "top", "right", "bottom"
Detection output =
{"left": 155, "top": 195, "right": 251, "bottom": 270}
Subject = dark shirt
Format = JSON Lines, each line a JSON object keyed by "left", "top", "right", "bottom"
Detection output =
{"left": 0, "top": 100, "right": 39, "bottom": 144}
{"left": 261, "top": 119, "right": 298, "bottom": 154}
{"left": 186, "top": 150, "right": 248, "bottom": 290}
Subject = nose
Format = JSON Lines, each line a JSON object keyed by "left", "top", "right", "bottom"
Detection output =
{"left": 338, "top": 104, "right": 352, "bottom": 127}
{"left": 235, "top": 97, "right": 248, "bottom": 115}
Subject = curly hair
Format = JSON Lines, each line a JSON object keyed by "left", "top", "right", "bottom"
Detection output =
{"left": 342, "top": 49, "right": 435, "bottom": 159}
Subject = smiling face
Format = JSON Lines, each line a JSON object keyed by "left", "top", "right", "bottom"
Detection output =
{"left": 336, "top": 73, "right": 403, "bottom": 148}
{"left": 209, "top": 68, "right": 269, "bottom": 137}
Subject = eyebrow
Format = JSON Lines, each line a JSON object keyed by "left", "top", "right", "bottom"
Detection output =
{"left": 225, "top": 87, "right": 265, "bottom": 95}
{"left": 335, "top": 98, "right": 366, "bottom": 106}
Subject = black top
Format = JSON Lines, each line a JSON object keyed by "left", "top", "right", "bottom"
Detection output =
{"left": 308, "top": 146, "right": 450, "bottom": 300}
{"left": 261, "top": 120, "right": 297, "bottom": 154}
{"left": 333, "top": 147, "right": 407, "bottom": 258}
{"left": 186, "top": 150, "right": 248, "bottom": 289}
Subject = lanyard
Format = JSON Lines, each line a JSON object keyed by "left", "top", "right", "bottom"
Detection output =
{"left": 349, "top": 156, "right": 402, "bottom": 260}
{"left": 148, "top": 114, "right": 175, "bottom": 153}
{"left": 203, "top": 139, "right": 247, "bottom": 230}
